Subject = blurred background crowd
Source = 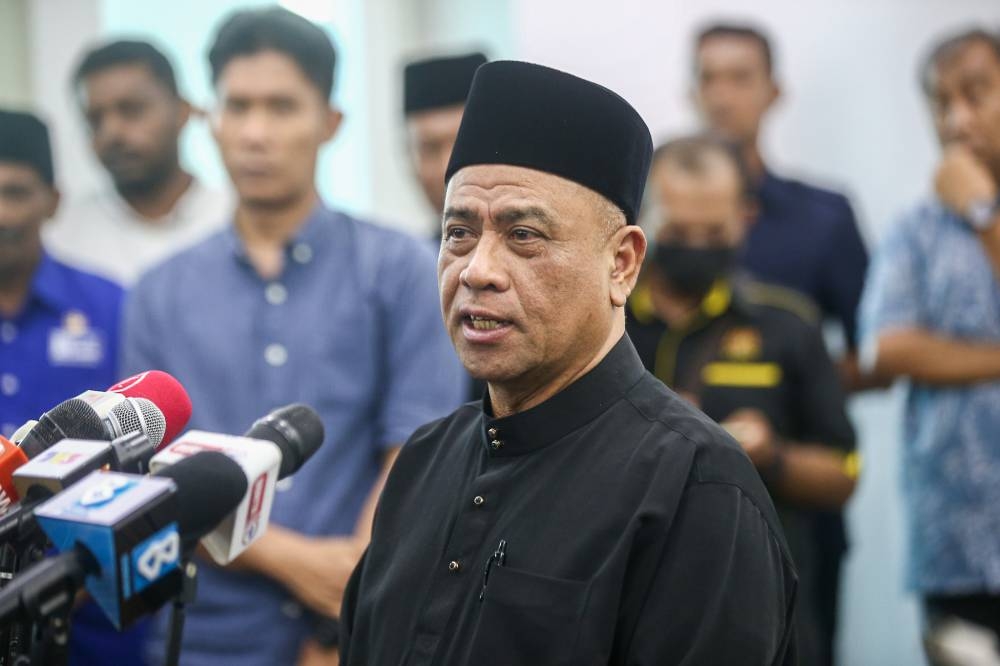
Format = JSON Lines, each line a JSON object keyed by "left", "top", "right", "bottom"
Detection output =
{"left": 1, "top": 1, "right": 999, "bottom": 664}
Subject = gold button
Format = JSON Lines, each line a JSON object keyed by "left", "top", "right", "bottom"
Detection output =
{"left": 491, "top": 439, "right": 503, "bottom": 450}
{"left": 487, "top": 427, "right": 497, "bottom": 438}
{"left": 473, "top": 495, "right": 485, "bottom": 506}
{"left": 448, "top": 560, "right": 461, "bottom": 572}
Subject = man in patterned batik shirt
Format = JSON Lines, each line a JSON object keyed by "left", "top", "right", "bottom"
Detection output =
{"left": 859, "top": 27, "right": 1000, "bottom": 666}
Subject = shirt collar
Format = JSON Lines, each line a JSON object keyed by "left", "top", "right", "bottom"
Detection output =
{"left": 628, "top": 277, "right": 737, "bottom": 326}
{"left": 480, "top": 334, "right": 647, "bottom": 457}
{"left": 224, "top": 199, "right": 332, "bottom": 265}
{"left": 28, "top": 252, "right": 73, "bottom": 312}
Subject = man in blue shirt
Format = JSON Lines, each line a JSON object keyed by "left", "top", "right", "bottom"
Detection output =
{"left": 691, "top": 22, "right": 870, "bottom": 391}
{"left": 0, "top": 109, "right": 140, "bottom": 665}
{"left": 860, "top": 28, "right": 1000, "bottom": 665}
{"left": 121, "top": 9, "right": 465, "bottom": 666}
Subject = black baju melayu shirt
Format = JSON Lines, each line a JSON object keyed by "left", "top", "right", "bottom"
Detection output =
{"left": 340, "top": 335, "right": 798, "bottom": 665}
{"left": 626, "top": 278, "right": 856, "bottom": 666}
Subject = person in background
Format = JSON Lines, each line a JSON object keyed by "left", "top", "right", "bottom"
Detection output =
{"left": 403, "top": 51, "right": 487, "bottom": 241}
{"left": 403, "top": 51, "right": 489, "bottom": 401}
{"left": 859, "top": 28, "right": 1000, "bottom": 666}
{"left": 0, "top": 109, "right": 136, "bottom": 664}
{"left": 45, "top": 40, "right": 230, "bottom": 285}
{"left": 692, "top": 22, "right": 871, "bottom": 390}
{"left": 628, "top": 135, "right": 857, "bottom": 666}
{"left": 121, "top": 9, "right": 464, "bottom": 666}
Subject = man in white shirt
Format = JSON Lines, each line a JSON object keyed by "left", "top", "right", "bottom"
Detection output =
{"left": 45, "top": 40, "right": 229, "bottom": 285}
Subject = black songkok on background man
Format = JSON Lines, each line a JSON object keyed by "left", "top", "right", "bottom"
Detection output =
{"left": 340, "top": 61, "right": 798, "bottom": 665}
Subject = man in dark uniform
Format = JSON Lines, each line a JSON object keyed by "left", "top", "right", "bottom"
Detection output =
{"left": 403, "top": 51, "right": 487, "bottom": 240}
{"left": 692, "top": 23, "right": 870, "bottom": 391}
{"left": 628, "top": 135, "right": 858, "bottom": 666}
{"left": 340, "top": 61, "right": 798, "bottom": 665}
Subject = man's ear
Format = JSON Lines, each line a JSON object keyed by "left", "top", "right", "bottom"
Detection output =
{"left": 609, "top": 224, "right": 647, "bottom": 308}
{"left": 323, "top": 107, "right": 344, "bottom": 143}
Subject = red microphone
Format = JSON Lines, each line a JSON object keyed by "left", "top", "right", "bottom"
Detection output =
{"left": 0, "top": 436, "right": 28, "bottom": 513}
{"left": 108, "top": 371, "right": 193, "bottom": 446}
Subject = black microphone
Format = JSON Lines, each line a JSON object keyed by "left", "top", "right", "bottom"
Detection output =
{"left": 0, "top": 451, "right": 247, "bottom": 629}
{"left": 17, "top": 399, "right": 108, "bottom": 459}
{"left": 244, "top": 403, "right": 325, "bottom": 478}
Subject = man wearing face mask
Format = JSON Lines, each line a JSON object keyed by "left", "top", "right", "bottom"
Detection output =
{"left": 626, "top": 135, "right": 857, "bottom": 666}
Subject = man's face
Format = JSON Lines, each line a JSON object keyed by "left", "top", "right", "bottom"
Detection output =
{"left": 212, "top": 50, "right": 340, "bottom": 208}
{"left": 693, "top": 36, "right": 778, "bottom": 145}
{"left": 407, "top": 105, "right": 465, "bottom": 214}
{"left": 0, "top": 163, "right": 56, "bottom": 277}
{"left": 440, "top": 165, "right": 622, "bottom": 388}
{"left": 650, "top": 154, "right": 746, "bottom": 249}
{"left": 81, "top": 63, "right": 186, "bottom": 190}
{"left": 928, "top": 40, "right": 1000, "bottom": 170}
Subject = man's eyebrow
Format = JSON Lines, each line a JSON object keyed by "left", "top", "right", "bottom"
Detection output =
{"left": 443, "top": 206, "right": 481, "bottom": 224}
{"left": 493, "top": 206, "right": 556, "bottom": 228}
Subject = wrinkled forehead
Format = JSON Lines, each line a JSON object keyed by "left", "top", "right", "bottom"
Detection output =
{"left": 445, "top": 164, "right": 598, "bottom": 217}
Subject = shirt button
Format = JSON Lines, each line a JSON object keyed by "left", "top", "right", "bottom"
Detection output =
{"left": 264, "top": 343, "right": 288, "bottom": 367}
{"left": 487, "top": 427, "right": 497, "bottom": 438}
{"left": 1, "top": 374, "right": 18, "bottom": 397}
{"left": 447, "top": 560, "right": 461, "bottom": 572}
{"left": 473, "top": 495, "right": 485, "bottom": 507}
{"left": 265, "top": 283, "right": 288, "bottom": 305}
{"left": 292, "top": 243, "right": 313, "bottom": 264}
{"left": 1, "top": 323, "right": 16, "bottom": 343}
{"left": 491, "top": 439, "right": 503, "bottom": 450}
{"left": 280, "top": 601, "right": 303, "bottom": 619}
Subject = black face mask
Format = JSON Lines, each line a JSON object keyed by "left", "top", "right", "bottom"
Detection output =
{"left": 652, "top": 243, "right": 737, "bottom": 297}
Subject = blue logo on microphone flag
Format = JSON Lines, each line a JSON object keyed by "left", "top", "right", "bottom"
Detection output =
{"left": 126, "top": 522, "right": 180, "bottom": 597}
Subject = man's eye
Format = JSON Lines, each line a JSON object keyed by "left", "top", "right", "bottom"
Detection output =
{"left": 511, "top": 228, "right": 537, "bottom": 241}
{"left": 446, "top": 227, "right": 469, "bottom": 240}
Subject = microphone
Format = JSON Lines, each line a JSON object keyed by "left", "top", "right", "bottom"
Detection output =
{"left": 149, "top": 404, "right": 324, "bottom": 564}
{"left": 0, "top": 436, "right": 27, "bottom": 514}
{"left": 0, "top": 451, "right": 247, "bottom": 629}
{"left": 108, "top": 371, "right": 192, "bottom": 446}
{"left": 17, "top": 399, "right": 108, "bottom": 460}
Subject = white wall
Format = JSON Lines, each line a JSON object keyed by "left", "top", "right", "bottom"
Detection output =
{"left": 510, "top": 2, "right": 999, "bottom": 664}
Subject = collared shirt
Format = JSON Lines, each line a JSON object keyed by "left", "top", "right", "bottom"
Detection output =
{"left": 744, "top": 170, "right": 869, "bottom": 348}
{"left": 626, "top": 277, "right": 856, "bottom": 666}
{"left": 122, "top": 202, "right": 466, "bottom": 665}
{"left": 0, "top": 252, "right": 122, "bottom": 437}
{"left": 0, "top": 252, "right": 137, "bottom": 664}
{"left": 340, "top": 336, "right": 798, "bottom": 665}
{"left": 44, "top": 179, "right": 231, "bottom": 286}
{"left": 859, "top": 199, "right": 1000, "bottom": 594}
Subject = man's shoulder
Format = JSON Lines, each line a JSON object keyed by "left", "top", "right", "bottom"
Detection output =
{"left": 770, "top": 172, "right": 852, "bottom": 210}
{"left": 132, "top": 229, "right": 230, "bottom": 292}
{"left": 737, "top": 280, "right": 821, "bottom": 328}
{"left": 337, "top": 212, "right": 436, "bottom": 266}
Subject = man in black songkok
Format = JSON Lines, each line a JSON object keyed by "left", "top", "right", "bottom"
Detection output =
{"left": 403, "top": 52, "right": 487, "bottom": 230}
{"left": 341, "top": 61, "right": 798, "bottom": 666}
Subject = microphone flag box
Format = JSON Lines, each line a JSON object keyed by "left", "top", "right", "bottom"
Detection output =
{"left": 13, "top": 438, "right": 112, "bottom": 497}
{"left": 149, "top": 430, "right": 280, "bottom": 564}
{"left": 74, "top": 389, "right": 126, "bottom": 418}
{"left": 34, "top": 470, "right": 181, "bottom": 630}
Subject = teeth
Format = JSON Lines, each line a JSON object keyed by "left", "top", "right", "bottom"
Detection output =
{"left": 469, "top": 315, "right": 503, "bottom": 330}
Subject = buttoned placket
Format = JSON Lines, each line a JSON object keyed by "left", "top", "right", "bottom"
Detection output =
{"left": 404, "top": 426, "right": 504, "bottom": 666}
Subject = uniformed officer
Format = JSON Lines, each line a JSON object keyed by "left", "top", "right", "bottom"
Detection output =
{"left": 340, "top": 61, "right": 798, "bottom": 665}
{"left": 628, "top": 134, "right": 859, "bottom": 665}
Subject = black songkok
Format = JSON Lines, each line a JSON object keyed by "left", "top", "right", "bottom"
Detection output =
{"left": 403, "top": 52, "right": 487, "bottom": 116}
{"left": 0, "top": 109, "right": 54, "bottom": 185}
{"left": 445, "top": 61, "right": 652, "bottom": 224}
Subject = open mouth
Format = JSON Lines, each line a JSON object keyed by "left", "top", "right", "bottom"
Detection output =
{"left": 466, "top": 315, "right": 509, "bottom": 330}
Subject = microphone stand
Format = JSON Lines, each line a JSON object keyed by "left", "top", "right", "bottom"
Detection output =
{"left": 164, "top": 560, "right": 198, "bottom": 666}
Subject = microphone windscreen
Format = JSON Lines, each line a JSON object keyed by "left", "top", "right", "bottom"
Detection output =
{"left": 109, "top": 371, "right": 192, "bottom": 446}
{"left": 107, "top": 398, "right": 166, "bottom": 448}
{"left": 153, "top": 451, "right": 248, "bottom": 552}
{"left": 244, "top": 404, "right": 324, "bottom": 479}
